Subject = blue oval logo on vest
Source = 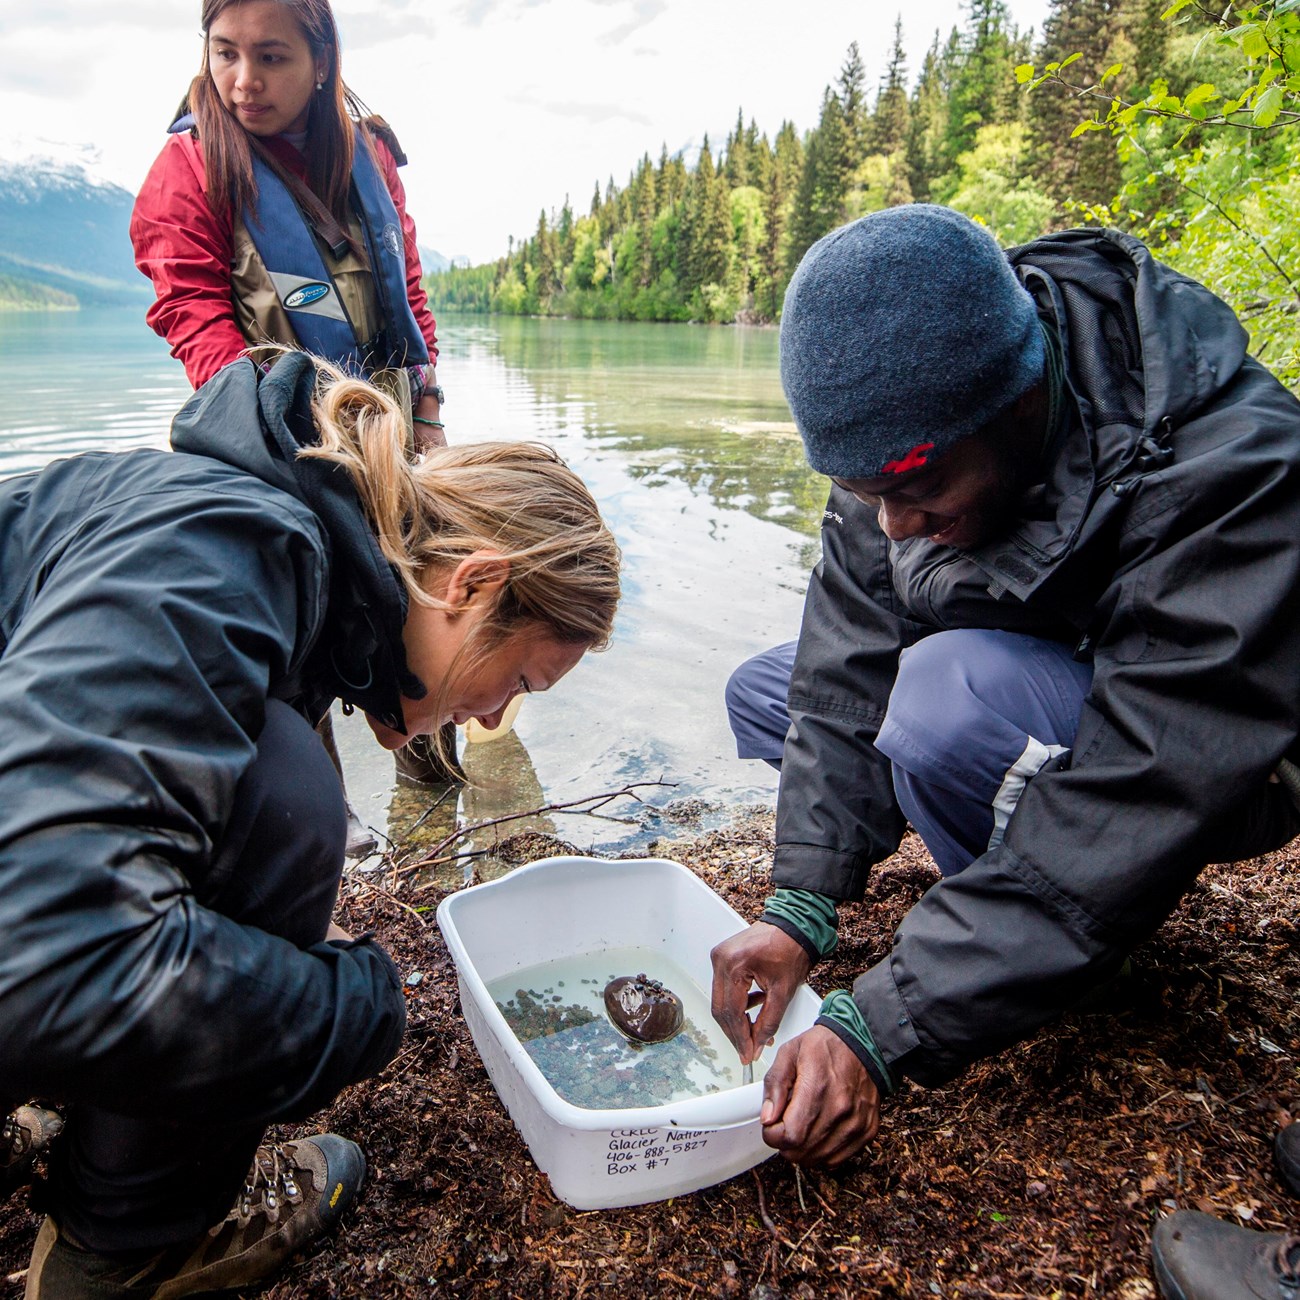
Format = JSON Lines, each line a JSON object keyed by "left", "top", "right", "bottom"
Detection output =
{"left": 284, "top": 283, "right": 332, "bottom": 310}
{"left": 382, "top": 223, "right": 402, "bottom": 258}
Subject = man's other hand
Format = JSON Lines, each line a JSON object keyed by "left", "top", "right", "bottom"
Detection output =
{"left": 710, "top": 921, "right": 812, "bottom": 1066}
{"left": 759, "top": 1025, "right": 880, "bottom": 1166}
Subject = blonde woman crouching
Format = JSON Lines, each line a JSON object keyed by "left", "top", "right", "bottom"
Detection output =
{"left": 0, "top": 352, "right": 619, "bottom": 1298}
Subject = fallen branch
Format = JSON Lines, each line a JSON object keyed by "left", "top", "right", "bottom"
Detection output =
{"left": 388, "top": 785, "right": 461, "bottom": 888}
{"left": 753, "top": 1168, "right": 779, "bottom": 1237}
{"left": 394, "top": 780, "right": 677, "bottom": 883}
{"left": 347, "top": 874, "right": 430, "bottom": 927}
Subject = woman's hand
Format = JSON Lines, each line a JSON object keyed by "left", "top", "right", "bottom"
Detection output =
{"left": 412, "top": 391, "right": 446, "bottom": 452}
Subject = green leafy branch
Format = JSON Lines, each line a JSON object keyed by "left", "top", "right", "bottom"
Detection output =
{"left": 1016, "top": 0, "right": 1300, "bottom": 138}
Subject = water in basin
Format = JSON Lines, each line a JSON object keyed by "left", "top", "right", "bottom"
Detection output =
{"left": 489, "top": 947, "right": 764, "bottom": 1110}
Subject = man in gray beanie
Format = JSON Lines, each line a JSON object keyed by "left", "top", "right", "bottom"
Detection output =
{"left": 712, "top": 205, "right": 1300, "bottom": 1300}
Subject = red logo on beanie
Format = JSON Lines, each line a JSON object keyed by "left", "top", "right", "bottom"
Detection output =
{"left": 881, "top": 442, "right": 935, "bottom": 475}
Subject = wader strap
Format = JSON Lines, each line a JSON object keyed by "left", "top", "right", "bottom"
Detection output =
{"left": 248, "top": 137, "right": 352, "bottom": 259}
{"left": 241, "top": 124, "right": 428, "bottom": 375}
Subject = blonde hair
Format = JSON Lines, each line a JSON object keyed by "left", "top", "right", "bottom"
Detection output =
{"left": 297, "top": 358, "right": 620, "bottom": 736}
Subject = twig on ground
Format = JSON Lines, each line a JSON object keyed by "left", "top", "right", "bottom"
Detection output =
{"left": 656, "top": 1270, "right": 699, "bottom": 1294}
{"left": 784, "top": 1215, "right": 825, "bottom": 1266}
{"left": 347, "top": 873, "right": 430, "bottom": 927}
{"left": 388, "top": 786, "right": 460, "bottom": 887}
{"left": 393, "top": 781, "right": 677, "bottom": 880}
{"left": 753, "top": 1168, "right": 779, "bottom": 1237}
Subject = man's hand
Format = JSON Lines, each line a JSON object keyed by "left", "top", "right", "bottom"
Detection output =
{"left": 710, "top": 922, "right": 812, "bottom": 1065}
{"left": 759, "top": 1025, "right": 880, "bottom": 1166}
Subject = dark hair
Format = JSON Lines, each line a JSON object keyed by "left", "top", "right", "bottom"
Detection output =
{"left": 180, "top": 0, "right": 373, "bottom": 227}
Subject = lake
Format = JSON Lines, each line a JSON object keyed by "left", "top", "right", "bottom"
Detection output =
{"left": 0, "top": 309, "right": 826, "bottom": 862}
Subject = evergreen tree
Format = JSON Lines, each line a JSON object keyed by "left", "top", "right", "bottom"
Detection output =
{"left": 432, "top": 8, "right": 1215, "bottom": 327}
{"left": 1028, "top": 0, "right": 1166, "bottom": 213}
{"left": 788, "top": 86, "right": 852, "bottom": 272}
{"left": 557, "top": 196, "right": 575, "bottom": 268}
{"left": 675, "top": 135, "right": 709, "bottom": 292}
{"left": 760, "top": 120, "right": 803, "bottom": 317}
{"left": 944, "top": 0, "right": 1020, "bottom": 170}
{"left": 531, "top": 209, "right": 560, "bottom": 309}
{"left": 724, "top": 107, "right": 750, "bottom": 187}
{"left": 688, "top": 139, "right": 731, "bottom": 291}
{"left": 745, "top": 118, "right": 772, "bottom": 191}
{"left": 872, "top": 16, "right": 912, "bottom": 159}
{"left": 633, "top": 154, "right": 657, "bottom": 287}
{"left": 838, "top": 40, "right": 869, "bottom": 165}
{"left": 907, "top": 30, "right": 954, "bottom": 199}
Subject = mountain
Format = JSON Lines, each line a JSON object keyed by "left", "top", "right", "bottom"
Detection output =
{"left": 419, "top": 244, "right": 451, "bottom": 273}
{"left": 419, "top": 244, "right": 472, "bottom": 273}
{"left": 0, "top": 138, "right": 467, "bottom": 310}
{"left": 0, "top": 137, "right": 150, "bottom": 309}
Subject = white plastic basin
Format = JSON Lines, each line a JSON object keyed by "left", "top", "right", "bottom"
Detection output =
{"left": 436, "top": 855, "right": 822, "bottom": 1209}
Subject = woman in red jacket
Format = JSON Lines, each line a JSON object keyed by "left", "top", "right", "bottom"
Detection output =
{"left": 132, "top": 0, "right": 459, "bottom": 834}
{"left": 132, "top": 0, "right": 443, "bottom": 437}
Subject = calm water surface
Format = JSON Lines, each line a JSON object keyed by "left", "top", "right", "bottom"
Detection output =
{"left": 0, "top": 309, "right": 826, "bottom": 858}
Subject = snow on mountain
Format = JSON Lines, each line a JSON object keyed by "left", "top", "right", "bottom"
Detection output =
{"left": 0, "top": 135, "right": 129, "bottom": 200}
{"left": 0, "top": 136, "right": 147, "bottom": 305}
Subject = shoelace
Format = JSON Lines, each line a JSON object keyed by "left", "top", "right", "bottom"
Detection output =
{"left": 0, "top": 1113, "right": 28, "bottom": 1167}
{"left": 1275, "top": 1233, "right": 1300, "bottom": 1286}
{"left": 236, "top": 1144, "right": 306, "bottom": 1226}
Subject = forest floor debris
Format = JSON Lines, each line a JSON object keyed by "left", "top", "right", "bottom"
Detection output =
{"left": 3, "top": 808, "right": 1296, "bottom": 1298}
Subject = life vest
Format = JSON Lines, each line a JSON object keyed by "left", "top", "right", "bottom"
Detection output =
{"left": 169, "top": 115, "right": 428, "bottom": 378}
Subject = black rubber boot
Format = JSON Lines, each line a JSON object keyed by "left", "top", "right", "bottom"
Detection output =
{"left": 1279, "top": 1125, "right": 1300, "bottom": 1199}
{"left": 393, "top": 722, "right": 464, "bottom": 786}
{"left": 1152, "top": 1210, "right": 1300, "bottom": 1300}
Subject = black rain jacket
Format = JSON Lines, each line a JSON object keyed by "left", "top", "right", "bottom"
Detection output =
{"left": 0, "top": 355, "right": 414, "bottom": 1125}
{"left": 773, "top": 229, "right": 1300, "bottom": 1087}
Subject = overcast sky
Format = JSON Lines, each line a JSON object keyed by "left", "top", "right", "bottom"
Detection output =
{"left": 0, "top": 0, "right": 1050, "bottom": 266}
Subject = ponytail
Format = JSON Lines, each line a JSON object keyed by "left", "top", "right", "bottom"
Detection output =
{"left": 298, "top": 356, "right": 621, "bottom": 653}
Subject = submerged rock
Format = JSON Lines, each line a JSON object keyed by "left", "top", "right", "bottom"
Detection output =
{"left": 603, "top": 974, "right": 685, "bottom": 1044}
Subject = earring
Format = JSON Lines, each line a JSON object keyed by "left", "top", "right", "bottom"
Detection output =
{"left": 315, "top": 81, "right": 324, "bottom": 92}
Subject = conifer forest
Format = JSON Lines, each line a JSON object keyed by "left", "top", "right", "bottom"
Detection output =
{"left": 426, "top": 0, "right": 1300, "bottom": 388}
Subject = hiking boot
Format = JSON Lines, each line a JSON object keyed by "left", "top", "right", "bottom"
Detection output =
{"left": 344, "top": 799, "right": 378, "bottom": 860}
{"left": 1279, "top": 1125, "right": 1300, "bottom": 1198}
{"left": 394, "top": 722, "right": 464, "bottom": 786}
{"left": 3, "top": 1105, "right": 63, "bottom": 1197}
{"left": 1152, "top": 1210, "right": 1300, "bottom": 1300}
{"left": 24, "top": 1133, "right": 365, "bottom": 1298}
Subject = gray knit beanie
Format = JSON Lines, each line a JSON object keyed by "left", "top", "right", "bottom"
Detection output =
{"left": 779, "top": 204, "right": 1044, "bottom": 479}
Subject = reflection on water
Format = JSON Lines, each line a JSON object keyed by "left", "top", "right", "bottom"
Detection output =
{"left": 0, "top": 309, "right": 188, "bottom": 476}
{"left": 476, "top": 316, "right": 827, "bottom": 538}
{"left": 380, "top": 731, "right": 562, "bottom": 890}
{"left": 1, "top": 309, "right": 825, "bottom": 857}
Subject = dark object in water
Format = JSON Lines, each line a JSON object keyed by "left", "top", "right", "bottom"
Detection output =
{"left": 603, "top": 974, "right": 685, "bottom": 1044}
